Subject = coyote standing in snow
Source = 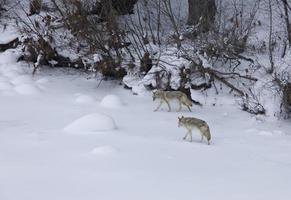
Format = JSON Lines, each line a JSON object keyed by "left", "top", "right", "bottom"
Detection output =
{"left": 178, "top": 116, "right": 211, "bottom": 145}
{"left": 152, "top": 90, "right": 193, "bottom": 112}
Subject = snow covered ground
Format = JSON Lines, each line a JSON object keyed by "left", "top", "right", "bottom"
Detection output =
{"left": 1, "top": 50, "right": 291, "bottom": 200}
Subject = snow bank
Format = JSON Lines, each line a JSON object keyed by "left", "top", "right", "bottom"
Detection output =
{"left": 100, "top": 94, "right": 124, "bottom": 108}
{"left": 91, "top": 145, "right": 119, "bottom": 156}
{"left": 0, "top": 49, "right": 44, "bottom": 96}
{"left": 64, "top": 113, "right": 117, "bottom": 134}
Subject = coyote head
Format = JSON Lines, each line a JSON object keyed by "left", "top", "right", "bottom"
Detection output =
{"left": 152, "top": 90, "right": 161, "bottom": 101}
{"left": 152, "top": 91, "right": 157, "bottom": 101}
{"left": 178, "top": 116, "right": 184, "bottom": 127}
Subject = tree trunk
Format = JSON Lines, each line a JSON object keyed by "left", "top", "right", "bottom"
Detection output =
{"left": 281, "top": 0, "right": 291, "bottom": 46}
{"left": 187, "top": 0, "right": 216, "bottom": 32}
{"left": 93, "top": 0, "right": 138, "bottom": 17}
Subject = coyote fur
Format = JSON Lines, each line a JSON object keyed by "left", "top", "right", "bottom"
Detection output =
{"left": 178, "top": 116, "right": 211, "bottom": 145}
{"left": 152, "top": 90, "right": 192, "bottom": 112}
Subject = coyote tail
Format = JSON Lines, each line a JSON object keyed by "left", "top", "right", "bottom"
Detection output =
{"left": 205, "top": 124, "right": 211, "bottom": 141}
{"left": 184, "top": 96, "right": 193, "bottom": 106}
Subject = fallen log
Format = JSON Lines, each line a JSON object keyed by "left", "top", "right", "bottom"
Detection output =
{"left": 0, "top": 38, "right": 20, "bottom": 52}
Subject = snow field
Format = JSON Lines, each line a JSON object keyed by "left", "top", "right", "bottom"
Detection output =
{"left": 0, "top": 50, "right": 291, "bottom": 200}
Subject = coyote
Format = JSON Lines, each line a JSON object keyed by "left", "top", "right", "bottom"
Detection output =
{"left": 178, "top": 116, "right": 211, "bottom": 145}
{"left": 152, "top": 90, "right": 192, "bottom": 112}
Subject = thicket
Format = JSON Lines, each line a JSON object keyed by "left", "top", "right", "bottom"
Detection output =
{"left": 1, "top": 0, "right": 291, "bottom": 117}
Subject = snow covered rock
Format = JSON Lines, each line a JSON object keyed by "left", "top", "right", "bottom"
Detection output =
{"left": 100, "top": 94, "right": 124, "bottom": 108}
{"left": 64, "top": 113, "right": 117, "bottom": 134}
{"left": 123, "top": 75, "right": 149, "bottom": 95}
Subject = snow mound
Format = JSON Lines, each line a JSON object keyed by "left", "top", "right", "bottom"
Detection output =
{"left": 247, "top": 129, "right": 284, "bottom": 136}
{"left": 273, "top": 130, "right": 284, "bottom": 135}
{"left": 100, "top": 94, "right": 124, "bottom": 108}
{"left": 11, "top": 75, "right": 33, "bottom": 85}
{"left": 2, "top": 70, "right": 20, "bottom": 78}
{"left": 14, "top": 84, "right": 40, "bottom": 95}
{"left": 0, "top": 81, "right": 13, "bottom": 91}
{"left": 36, "top": 78, "right": 49, "bottom": 85}
{"left": 91, "top": 145, "right": 118, "bottom": 156}
{"left": 258, "top": 130, "right": 284, "bottom": 136}
{"left": 0, "top": 50, "right": 20, "bottom": 65}
{"left": 258, "top": 131, "right": 273, "bottom": 136}
{"left": 36, "top": 78, "right": 50, "bottom": 90}
{"left": 0, "top": 77, "right": 9, "bottom": 82}
{"left": 64, "top": 113, "right": 117, "bottom": 133}
{"left": 1, "top": 90, "right": 16, "bottom": 96}
{"left": 74, "top": 94, "right": 96, "bottom": 104}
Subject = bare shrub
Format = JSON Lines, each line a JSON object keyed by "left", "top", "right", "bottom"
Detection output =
{"left": 29, "top": 0, "right": 42, "bottom": 16}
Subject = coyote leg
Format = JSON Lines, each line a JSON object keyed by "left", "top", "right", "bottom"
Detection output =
{"left": 183, "top": 132, "right": 188, "bottom": 140}
{"left": 178, "top": 102, "right": 182, "bottom": 112}
{"left": 186, "top": 105, "right": 192, "bottom": 112}
{"left": 190, "top": 131, "right": 192, "bottom": 142}
{"left": 183, "top": 130, "right": 194, "bottom": 142}
{"left": 154, "top": 101, "right": 163, "bottom": 111}
{"left": 165, "top": 100, "right": 171, "bottom": 112}
{"left": 183, "top": 129, "right": 191, "bottom": 140}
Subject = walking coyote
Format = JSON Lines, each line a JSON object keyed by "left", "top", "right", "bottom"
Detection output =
{"left": 152, "top": 90, "right": 192, "bottom": 112}
{"left": 178, "top": 116, "right": 211, "bottom": 145}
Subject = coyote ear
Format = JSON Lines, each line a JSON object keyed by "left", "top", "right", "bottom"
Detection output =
{"left": 181, "top": 115, "right": 184, "bottom": 118}
{"left": 178, "top": 116, "right": 181, "bottom": 120}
